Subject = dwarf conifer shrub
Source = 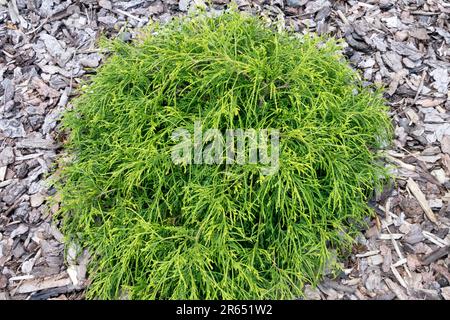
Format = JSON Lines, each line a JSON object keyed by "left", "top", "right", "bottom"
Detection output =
{"left": 56, "top": 11, "right": 392, "bottom": 299}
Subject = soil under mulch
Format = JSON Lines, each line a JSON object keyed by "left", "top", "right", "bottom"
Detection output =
{"left": 1, "top": 0, "right": 449, "bottom": 300}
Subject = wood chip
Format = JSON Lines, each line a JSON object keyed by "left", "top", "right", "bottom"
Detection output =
{"left": 386, "top": 155, "right": 416, "bottom": 171}
{"left": 421, "top": 246, "right": 450, "bottom": 265}
{"left": 355, "top": 250, "right": 380, "bottom": 258}
{"left": 432, "top": 264, "right": 450, "bottom": 283}
{"left": 392, "top": 258, "right": 407, "bottom": 268}
{"left": 385, "top": 278, "right": 409, "bottom": 300}
{"left": 442, "top": 154, "right": 450, "bottom": 175}
{"left": 416, "top": 98, "right": 447, "bottom": 108}
{"left": 379, "top": 233, "right": 403, "bottom": 240}
{"left": 422, "top": 231, "right": 449, "bottom": 247}
{"left": 441, "top": 287, "right": 450, "bottom": 300}
{"left": 0, "top": 166, "right": 6, "bottom": 182}
{"left": 406, "top": 178, "right": 439, "bottom": 225}
{"left": 322, "top": 279, "right": 356, "bottom": 294}
{"left": 390, "top": 265, "right": 408, "bottom": 289}
{"left": 15, "top": 275, "right": 71, "bottom": 294}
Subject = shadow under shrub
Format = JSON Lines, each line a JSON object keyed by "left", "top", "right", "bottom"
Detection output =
{"left": 55, "top": 11, "right": 392, "bottom": 299}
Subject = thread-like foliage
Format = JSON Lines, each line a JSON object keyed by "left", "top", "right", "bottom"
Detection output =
{"left": 55, "top": 11, "right": 392, "bottom": 299}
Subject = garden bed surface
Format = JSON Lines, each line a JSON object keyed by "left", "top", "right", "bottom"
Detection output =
{"left": 1, "top": 0, "right": 450, "bottom": 300}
